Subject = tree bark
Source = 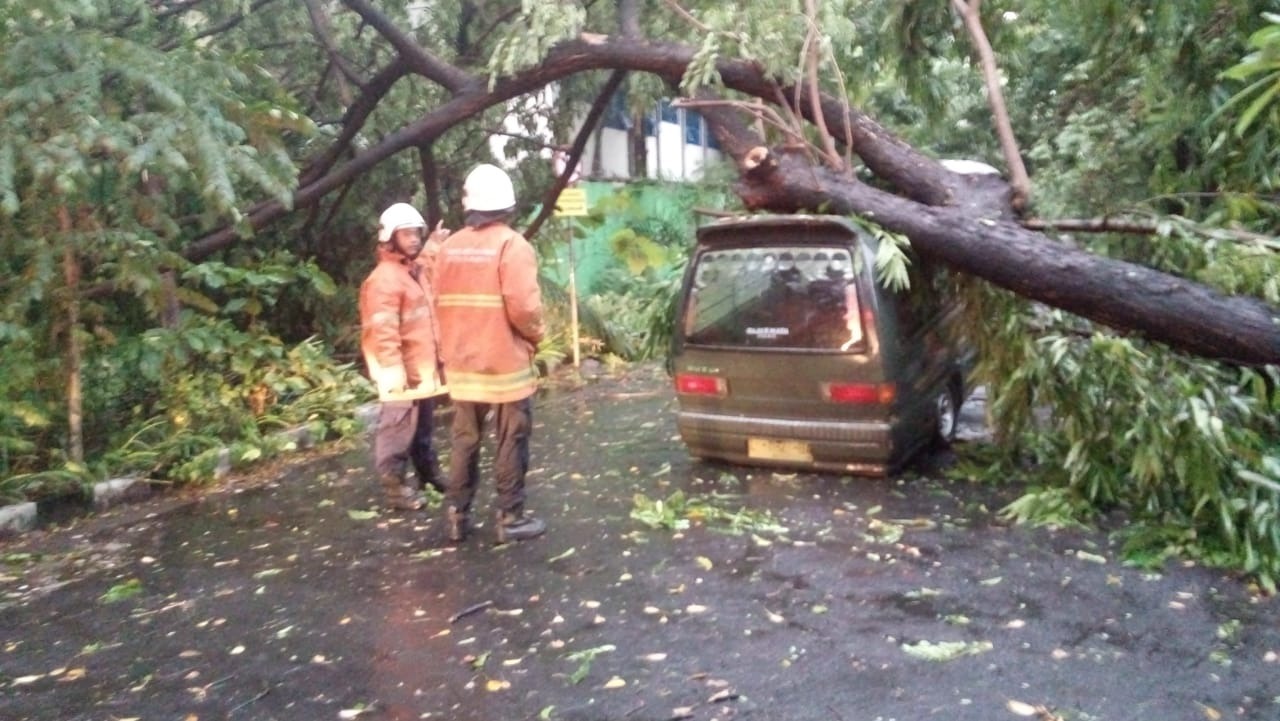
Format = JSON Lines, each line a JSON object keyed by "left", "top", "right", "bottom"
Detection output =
{"left": 418, "top": 142, "right": 443, "bottom": 229}
{"left": 57, "top": 206, "right": 84, "bottom": 464}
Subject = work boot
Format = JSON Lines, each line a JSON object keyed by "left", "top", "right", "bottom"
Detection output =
{"left": 412, "top": 459, "right": 445, "bottom": 494}
{"left": 380, "top": 474, "right": 424, "bottom": 511}
{"left": 496, "top": 509, "right": 546, "bottom": 543}
{"left": 445, "top": 505, "right": 470, "bottom": 543}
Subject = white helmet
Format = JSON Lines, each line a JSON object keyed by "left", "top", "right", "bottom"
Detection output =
{"left": 462, "top": 164, "right": 516, "bottom": 212}
{"left": 377, "top": 202, "right": 426, "bottom": 243}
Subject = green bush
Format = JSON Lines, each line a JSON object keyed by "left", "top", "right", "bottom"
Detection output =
{"left": 960, "top": 277, "right": 1280, "bottom": 592}
{"left": 101, "top": 322, "right": 371, "bottom": 484}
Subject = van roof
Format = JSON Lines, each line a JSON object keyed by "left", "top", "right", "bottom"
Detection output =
{"left": 697, "top": 214, "right": 864, "bottom": 242}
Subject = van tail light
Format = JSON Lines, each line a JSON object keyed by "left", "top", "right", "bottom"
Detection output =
{"left": 825, "top": 382, "right": 895, "bottom": 405}
{"left": 675, "top": 373, "right": 727, "bottom": 397}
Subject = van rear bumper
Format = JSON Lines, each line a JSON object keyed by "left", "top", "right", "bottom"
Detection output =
{"left": 676, "top": 410, "right": 894, "bottom": 476}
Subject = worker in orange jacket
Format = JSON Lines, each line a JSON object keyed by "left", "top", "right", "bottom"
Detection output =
{"left": 359, "top": 202, "right": 448, "bottom": 511}
{"left": 434, "top": 164, "right": 546, "bottom": 543}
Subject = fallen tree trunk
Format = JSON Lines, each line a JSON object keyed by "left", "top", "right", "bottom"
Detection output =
{"left": 732, "top": 148, "right": 1280, "bottom": 366}
{"left": 178, "top": 27, "right": 1280, "bottom": 366}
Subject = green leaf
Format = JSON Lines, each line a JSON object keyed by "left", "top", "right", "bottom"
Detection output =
{"left": 100, "top": 578, "right": 143, "bottom": 604}
{"left": 347, "top": 509, "right": 379, "bottom": 521}
{"left": 900, "top": 639, "right": 993, "bottom": 662}
{"left": 1234, "top": 76, "right": 1280, "bottom": 136}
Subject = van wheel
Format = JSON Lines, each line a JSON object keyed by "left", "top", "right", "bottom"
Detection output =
{"left": 932, "top": 379, "right": 962, "bottom": 448}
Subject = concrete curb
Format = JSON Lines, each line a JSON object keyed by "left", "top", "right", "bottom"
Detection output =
{"left": 92, "top": 477, "right": 153, "bottom": 511}
{"left": 0, "top": 502, "right": 37, "bottom": 535}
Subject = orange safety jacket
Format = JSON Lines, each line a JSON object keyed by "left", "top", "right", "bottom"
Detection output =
{"left": 359, "top": 245, "right": 443, "bottom": 401}
{"left": 434, "top": 222, "right": 545, "bottom": 404}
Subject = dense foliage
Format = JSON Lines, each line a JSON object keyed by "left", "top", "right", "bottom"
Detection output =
{"left": 0, "top": 1, "right": 368, "bottom": 499}
{"left": 950, "top": 3, "right": 1280, "bottom": 590}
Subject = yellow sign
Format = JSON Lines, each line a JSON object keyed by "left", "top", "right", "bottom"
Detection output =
{"left": 554, "top": 187, "right": 588, "bottom": 217}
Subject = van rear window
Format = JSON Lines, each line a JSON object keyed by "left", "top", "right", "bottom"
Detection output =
{"left": 682, "top": 246, "right": 865, "bottom": 351}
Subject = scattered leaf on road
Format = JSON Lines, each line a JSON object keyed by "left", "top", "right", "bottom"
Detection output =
{"left": 547, "top": 547, "right": 576, "bottom": 563}
{"left": 708, "top": 688, "right": 739, "bottom": 702}
{"left": 100, "top": 579, "right": 143, "bottom": 604}
{"left": 1074, "top": 550, "right": 1107, "bottom": 564}
{"left": 1007, "top": 699, "right": 1038, "bottom": 716}
{"left": 900, "top": 639, "right": 993, "bottom": 661}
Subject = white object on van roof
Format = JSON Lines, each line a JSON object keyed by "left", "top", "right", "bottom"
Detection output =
{"left": 939, "top": 158, "right": 1001, "bottom": 175}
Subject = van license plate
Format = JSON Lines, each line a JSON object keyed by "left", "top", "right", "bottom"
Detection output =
{"left": 747, "top": 438, "right": 813, "bottom": 462}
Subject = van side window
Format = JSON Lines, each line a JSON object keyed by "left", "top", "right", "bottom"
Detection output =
{"left": 894, "top": 253, "right": 946, "bottom": 337}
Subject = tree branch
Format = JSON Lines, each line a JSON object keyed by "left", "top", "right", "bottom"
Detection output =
{"left": 952, "top": 0, "right": 1031, "bottom": 210}
{"left": 418, "top": 142, "right": 443, "bottom": 229}
{"left": 299, "top": 61, "right": 409, "bottom": 187}
{"left": 302, "top": 0, "right": 363, "bottom": 101}
{"left": 184, "top": 36, "right": 1005, "bottom": 259}
{"left": 1021, "top": 217, "right": 1160, "bottom": 235}
{"left": 158, "top": 0, "right": 278, "bottom": 52}
{"left": 619, "top": 0, "right": 643, "bottom": 39}
{"left": 802, "top": 0, "right": 842, "bottom": 171}
{"left": 339, "top": 0, "right": 475, "bottom": 93}
{"left": 524, "top": 70, "right": 627, "bottom": 243}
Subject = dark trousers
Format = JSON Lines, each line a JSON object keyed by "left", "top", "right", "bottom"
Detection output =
{"left": 446, "top": 398, "right": 532, "bottom": 515}
{"left": 373, "top": 398, "right": 441, "bottom": 490}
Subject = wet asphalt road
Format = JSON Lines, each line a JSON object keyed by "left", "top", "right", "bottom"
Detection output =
{"left": 1, "top": 364, "right": 1277, "bottom": 721}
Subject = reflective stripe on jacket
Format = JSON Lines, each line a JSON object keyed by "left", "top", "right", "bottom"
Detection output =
{"left": 434, "top": 222, "right": 545, "bottom": 403}
{"left": 359, "top": 246, "right": 441, "bottom": 400}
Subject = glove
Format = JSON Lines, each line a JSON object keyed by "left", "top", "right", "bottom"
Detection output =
{"left": 374, "top": 365, "right": 408, "bottom": 397}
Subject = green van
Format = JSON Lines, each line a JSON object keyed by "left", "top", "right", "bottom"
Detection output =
{"left": 670, "top": 214, "right": 972, "bottom": 476}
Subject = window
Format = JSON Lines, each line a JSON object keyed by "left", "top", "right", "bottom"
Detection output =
{"left": 894, "top": 254, "right": 946, "bottom": 337}
{"left": 683, "top": 246, "right": 866, "bottom": 351}
{"left": 603, "top": 91, "right": 631, "bottom": 131}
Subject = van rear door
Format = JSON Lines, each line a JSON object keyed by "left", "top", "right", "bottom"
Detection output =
{"left": 672, "top": 230, "right": 897, "bottom": 468}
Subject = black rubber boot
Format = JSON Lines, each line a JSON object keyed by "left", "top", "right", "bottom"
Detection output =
{"left": 411, "top": 459, "right": 445, "bottom": 494}
{"left": 445, "top": 506, "right": 470, "bottom": 543}
{"left": 380, "top": 474, "right": 424, "bottom": 511}
{"left": 496, "top": 510, "right": 545, "bottom": 543}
